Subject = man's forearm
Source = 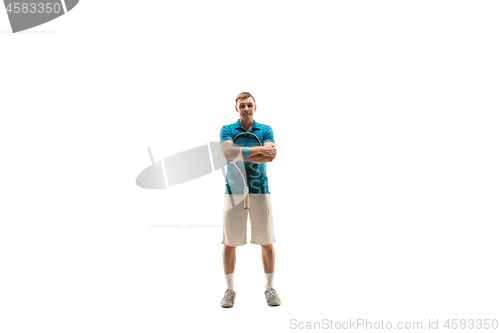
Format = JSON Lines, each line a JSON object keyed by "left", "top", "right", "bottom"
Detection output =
{"left": 241, "top": 146, "right": 264, "bottom": 157}
{"left": 222, "top": 142, "right": 276, "bottom": 163}
{"left": 244, "top": 154, "right": 274, "bottom": 164}
{"left": 224, "top": 146, "right": 264, "bottom": 162}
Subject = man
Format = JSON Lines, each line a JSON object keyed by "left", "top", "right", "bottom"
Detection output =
{"left": 219, "top": 92, "right": 280, "bottom": 308}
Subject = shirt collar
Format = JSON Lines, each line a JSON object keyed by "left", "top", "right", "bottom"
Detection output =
{"left": 235, "top": 119, "right": 261, "bottom": 132}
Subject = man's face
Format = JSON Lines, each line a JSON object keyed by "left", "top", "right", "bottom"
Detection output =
{"left": 235, "top": 97, "right": 256, "bottom": 119}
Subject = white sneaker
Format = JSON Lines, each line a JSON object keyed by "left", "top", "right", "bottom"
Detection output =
{"left": 221, "top": 289, "right": 236, "bottom": 308}
{"left": 264, "top": 285, "right": 281, "bottom": 306}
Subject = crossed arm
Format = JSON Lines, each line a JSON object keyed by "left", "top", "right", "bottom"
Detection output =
{"left": 221, "top": 140, "right": 277, "bottom": 164}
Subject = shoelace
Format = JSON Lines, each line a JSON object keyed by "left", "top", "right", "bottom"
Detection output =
{"left": 225, "top": 289, "right": 235, "bottom": 300}
{"left": 265, "top": 285, "right": 276, "bottom": 297}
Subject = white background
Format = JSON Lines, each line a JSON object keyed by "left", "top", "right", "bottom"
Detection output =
{"left": 1, "top": 1, "right": 499, "bottom": 332}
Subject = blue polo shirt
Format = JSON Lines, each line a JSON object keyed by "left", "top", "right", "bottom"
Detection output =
{"left": 220, "top": 120, "right": 275, "bottom": 194}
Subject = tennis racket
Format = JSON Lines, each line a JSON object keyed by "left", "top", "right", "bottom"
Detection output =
{"left": 232, "top": 132, "right": 262, "bottom": 209}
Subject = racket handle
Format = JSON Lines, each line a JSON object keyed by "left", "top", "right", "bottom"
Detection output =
{"left": 244, "top": 186, "right": 250, "bottom": 209}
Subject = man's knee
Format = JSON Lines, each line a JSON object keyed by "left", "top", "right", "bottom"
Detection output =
{"left": 261, "top": 244, "right": 274, "bottom": 253}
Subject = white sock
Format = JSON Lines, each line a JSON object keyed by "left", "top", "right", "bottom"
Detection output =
{"left": 225, "top": 273, "right": 234, "bottom": 290}
{"left": 265, "top": 273, "right": 274, "bottom": 288}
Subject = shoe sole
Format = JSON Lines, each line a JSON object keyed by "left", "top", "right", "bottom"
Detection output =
{"left": 221, "top": 298, "right": 236, "bottom": 308}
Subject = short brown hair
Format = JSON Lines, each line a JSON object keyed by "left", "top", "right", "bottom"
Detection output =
{"left": 235, "top": 92, "right": 255, "bottom": 105}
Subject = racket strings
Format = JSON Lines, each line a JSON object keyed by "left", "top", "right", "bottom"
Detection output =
{"left": 230, "top": 132, "right": 263, "bottom": 200}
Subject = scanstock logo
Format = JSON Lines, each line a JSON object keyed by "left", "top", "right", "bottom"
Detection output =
{"left": 3, "top": 0, "right": 79, "bottom": 33}
{"left": 136, "top": 144, "right": 250, "bottom": 210}
{"left": 137, "top": 144, "right": 227, "bottom": 190}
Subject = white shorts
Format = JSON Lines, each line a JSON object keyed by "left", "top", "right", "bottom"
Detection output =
{"left": 222, "top": 194, "right": 276, "bottom": 246}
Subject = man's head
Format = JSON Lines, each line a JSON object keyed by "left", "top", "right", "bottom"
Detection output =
{"left": 235, "top": 92, "right": 257, "bottom": 120}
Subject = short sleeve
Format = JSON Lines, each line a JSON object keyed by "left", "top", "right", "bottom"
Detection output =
{"left": 220, "top": 126, "right": 232, "bottom": 143}
{"left": 263, "top": 126, "right": 275, "bottom": 144}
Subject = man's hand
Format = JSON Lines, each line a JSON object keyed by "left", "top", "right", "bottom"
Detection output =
{"left": 260, "top": 143, "right": 277, "bottom": 158}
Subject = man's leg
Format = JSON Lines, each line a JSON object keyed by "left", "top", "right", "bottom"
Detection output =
{"left": 221, "top": 245, "right": 237, "bottom": 307}
{"left": 223, "top": 244, "right": 236, "bottom": 274}
{"left": 261, "top": 244, "right": 275, "bottom": 273}
{"left": 221, "top": 193, "right": 246, "bottom": 308}
{"left": 261, "top": 244, "right": 280, "bottom": 305}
